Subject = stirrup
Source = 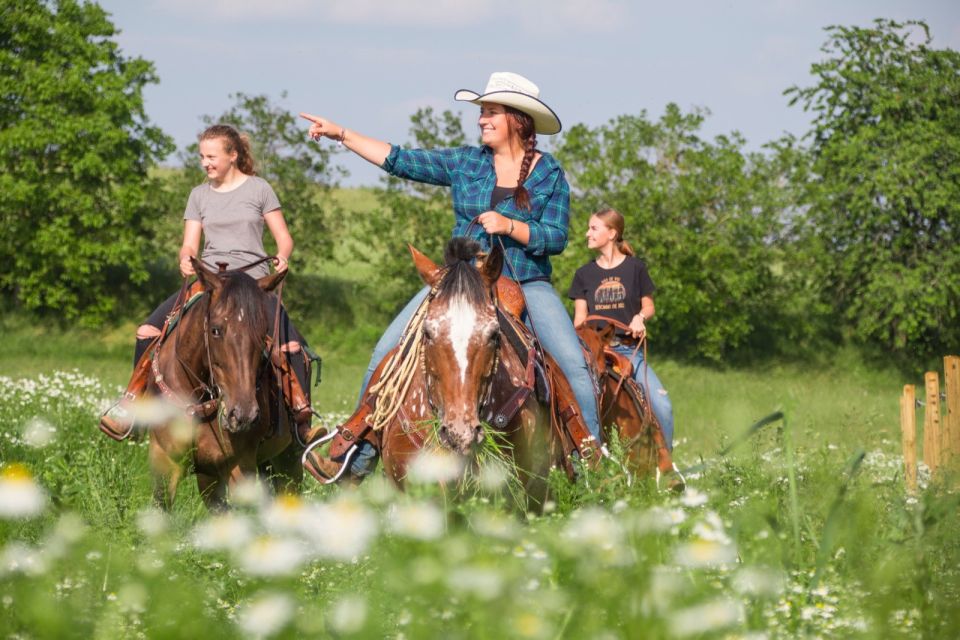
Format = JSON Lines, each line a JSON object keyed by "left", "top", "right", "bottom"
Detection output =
{"left": 99, "top": 397, "right": 135, "bottom": 442}
{"left": 302, "top": 435, "right": 359, "bottom": 485}
{"left": 655, "top": 463, "right": 686, "bottom": 493}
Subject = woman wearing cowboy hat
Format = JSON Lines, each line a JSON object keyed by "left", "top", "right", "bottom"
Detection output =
{"left": 301, "top": 71, "right": 602, "bottom": 476}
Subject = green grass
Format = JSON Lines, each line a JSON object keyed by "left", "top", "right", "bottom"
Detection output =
{"left": 1, "top": 318, "right": 958, "bottom": 638}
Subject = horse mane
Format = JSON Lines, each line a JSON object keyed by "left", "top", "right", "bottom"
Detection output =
{"left": 213, "top": 272, "right": 270, "bottom": 336}
{"left": 436, "top": 237, "right": 489, "bottom": 306}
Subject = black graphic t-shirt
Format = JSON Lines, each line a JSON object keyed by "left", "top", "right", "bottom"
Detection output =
{"left": 568, "top": 255, "right": 656, "bottom": 330}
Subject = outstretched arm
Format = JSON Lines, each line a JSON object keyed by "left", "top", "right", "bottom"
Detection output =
{"left": 300, "top": 112, "right": 391, "bottom": 167}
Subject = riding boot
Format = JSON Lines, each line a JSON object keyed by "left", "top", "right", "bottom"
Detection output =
{"left": 270, "top": 347, "right": 325, "bottom": 446}
{"left": 99, "top": 337, "right": 157, "bottom": 441}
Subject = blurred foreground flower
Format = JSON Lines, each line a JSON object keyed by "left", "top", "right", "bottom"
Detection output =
{"left": 447, "top": 566, "right": 504, "bottom": 601}
{"left": 192, "top": 513, "right": 254, "bottom": 552}
{"left": 673, "top": 539, "right": 737, "bottom": 568}
{"left": 237, "top": 591, "right": 295, "bottom": 639}
{"left": 328, "top": 594, "right": 368, "bottom": 635}
{"left": 237, "top": 535, "right": 307, "bottom": 577}
{"left": 0, "top": 463, "right": 47, "bottom": 518}
{"left": 668, "top": 598, "right": 743, "bottom": 636}
{"left": 387, "top": 501, "right": 445, "bottom": 540}
{"left": 136, "top": 508, "right": 170, "bottom": 538}
{"left": 303, "top": 495, "right": 378, "bottom": 560}
{"left": 22, "top": 418, "right": 56, "bottom": 448}
{"left": 1, "top": 542, "right": 48, "bottom": 576}
{"left": 407, "top": 449, "right": 465, "bottom": 484}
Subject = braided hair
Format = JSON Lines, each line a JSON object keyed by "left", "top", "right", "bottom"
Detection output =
{"left": 199, "top": 124, "right": 256, "bottom": 175}
{"left": 504, "top": 106, "right": 537, "bottom": 211}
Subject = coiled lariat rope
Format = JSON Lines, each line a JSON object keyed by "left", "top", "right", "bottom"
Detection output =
{"left": 367, "top": 279, "right": 442, "bottom": 432}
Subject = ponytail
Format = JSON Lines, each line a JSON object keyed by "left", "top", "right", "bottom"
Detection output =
{"left": 593, "top": 207, "right": 635, "bottom": 256}
{"left": 199, "top": 124, "right": 256, "bottom": 175}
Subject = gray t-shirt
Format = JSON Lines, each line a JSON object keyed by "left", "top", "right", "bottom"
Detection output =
{"left": 184, "top": 175, "right": 281, "bottom": 278}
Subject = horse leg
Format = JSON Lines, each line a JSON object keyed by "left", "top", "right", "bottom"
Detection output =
{"left": 196, "top": 472, "right": 229, "bottom": 512}
{"left": 149, "top": 439, "right": 185, "bottom": 511}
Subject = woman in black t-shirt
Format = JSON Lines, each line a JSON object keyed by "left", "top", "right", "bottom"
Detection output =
{"left": 568, "top": 208, "right": 675, "bottom": 449}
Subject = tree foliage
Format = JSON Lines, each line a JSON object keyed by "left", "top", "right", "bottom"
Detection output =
{"left": 0, "top": 0, "right": 173, "bottom": 324}
{"left": 554, "top": 105, "right": 802, "bottom": 362}
{"left": 786, "top": 19, "right": 960, "bottom": 358}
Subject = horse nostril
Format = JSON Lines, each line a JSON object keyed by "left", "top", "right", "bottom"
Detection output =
{"left": 474, "top": 425, "right": 484, "bottom": 444}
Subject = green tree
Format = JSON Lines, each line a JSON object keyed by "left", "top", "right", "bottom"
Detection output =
{"left": 554, "top": 105, "right": 802, "bottom": 362}
{"left": 786, "top": 19, "right": 960, "bottom": 358}
{"left": 362, "top": 107, "right": 469, "bottom": 315}
{"left": 0, "top": 0, "right": 173, "bottom": 324}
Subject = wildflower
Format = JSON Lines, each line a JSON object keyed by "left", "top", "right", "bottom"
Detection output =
{"left": 673, "top": 539, "right": 737, "bottom": 568}
{"left": 668, "top": 598, "right": 743, "bottom": 636}
{"left": 136, "top": 508, "right": 169, "bottom": 538}
{"left": 407, "top": 449, "right": 465, "bottom": 484}
{"left": 328, "top": 594, "right": 367, "bottom": 634}
{"left": 513, "top": 611, "right": 551, "bottom": 638}
{"left": 232, "top": 477, "right": 268, "bottom": 508}
{"left": 22, "top": 418, "right": 56, "bottom": 448}
{"left": 470, "top": 511, "right": 519, "bottom": 540}
{"left": 237, "top": 592, "right": 295, "bottom": 639}
{"left": 447, "top": 566, "right": 504, "bottom": 600}
{"left": 192, "top": 513, "right": 254, "bottom": 552}
{"left": 633, "top": 506, "right": 685, "bottom": 534}
{"left": 117, "top": 582, "right": 149, "bottom": 614}
{"left": 0, "top": 463, "right": 46, "bottom": 519}
{"left": 679, "top": 487, "right": 708, "bottom": 508}
{"left": 732, "top": 567, "right": 785, "bottom": 597}
{"left": 0, "top": 542, "right": 47, "bottom": 576}
{"left": 302, "top": 496, "right": 377, "bottom": 560}
{"left": 387, "top": 501, "right": 445, "bottom": 540}
{"left": 261, "top": 494, "right": 308, "bottom": 534}
{"left": 477, "top": 459, "right": 509, "bottom": 491}
{"left": 237, "top": 536, "right": 307, "bottom": 577}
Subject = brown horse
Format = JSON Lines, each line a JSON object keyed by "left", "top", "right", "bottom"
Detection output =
{"left": 146, "top": 259, "right": 303, "bottom": 511}
{"left": 357, "top": 239, "right": 560, "bottom": 506}
{"left": 576, "top": 320, "right": 683, "bottom": 490}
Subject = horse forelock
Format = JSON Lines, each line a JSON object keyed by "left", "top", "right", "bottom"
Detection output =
{"left": 213, "top": 273, "right": 269, "bottom": 336}
{"left": 434, "top": 260, "right": 490, "bottom": 308}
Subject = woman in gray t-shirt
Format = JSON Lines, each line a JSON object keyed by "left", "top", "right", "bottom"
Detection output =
{"left": 100, "top": 124, "right": 318, "bottom": 443}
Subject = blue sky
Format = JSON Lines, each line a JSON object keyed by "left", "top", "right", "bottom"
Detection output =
{"left": 98, "top": 0, "right": 960, "bottom": 185}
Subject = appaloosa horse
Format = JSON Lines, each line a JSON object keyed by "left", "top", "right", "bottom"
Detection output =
{"left": 147, "top": 258, "right": 303, "bottom": 510}
{"left": 313, "top": 239, "right": 563, "bottom": 507}
{"left": 576, "top": 320, "right": 683, "bottom": 490}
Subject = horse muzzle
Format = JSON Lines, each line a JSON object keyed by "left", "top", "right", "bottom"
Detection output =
{"left": 438, "top": 420, "right": 484, "bottom": 455}
{"left": 224, "top": 402, "right": 259, "bottom": 433}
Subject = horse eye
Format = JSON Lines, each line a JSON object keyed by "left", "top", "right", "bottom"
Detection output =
{"left": 211, "top": 326, "right": 223, "bottom": 338}
{"left": 423, "top": 324, "right": 435, "bottom": 341}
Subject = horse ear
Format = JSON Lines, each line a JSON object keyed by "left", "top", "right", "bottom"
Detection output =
{"left": 193, "top": 257, "right": 222, "bottom": 293}
{"left": 256, "top": 269, "right": 287, "bottom": 292}
{"left": 409, "top": 244, "right": 442, "bottom": 287}
{"left": 479, "top": 242, "right": 504, "bottom": 286}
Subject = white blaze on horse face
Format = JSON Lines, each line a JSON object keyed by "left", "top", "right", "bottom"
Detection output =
{"left": 445, "top": 295, "right": 477, "bottom": 384}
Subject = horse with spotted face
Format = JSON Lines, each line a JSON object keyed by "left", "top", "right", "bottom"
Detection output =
{"left": 147, "top": 258, "right": 303, "bottom": 511}
{"left": 371, "top": 239, "right": 560, "bottom": 504}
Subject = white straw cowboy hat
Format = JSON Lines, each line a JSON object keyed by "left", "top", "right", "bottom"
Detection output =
{"left": 454, "top": 71, "right": 562, "bottom": 135}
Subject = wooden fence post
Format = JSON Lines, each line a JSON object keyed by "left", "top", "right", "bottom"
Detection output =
{"left": 945, "top": 356, "right": 960, "bottom": 467}
{"left": 900, "top": 384, "right": 917, "bottom": 493}
{"left": 924, "top": 372, "right": 941, "bottom": 475}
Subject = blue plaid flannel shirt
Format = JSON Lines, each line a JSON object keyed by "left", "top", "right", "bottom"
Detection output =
{"left": 380, "top": 144, "right": 570, "bottom": 282}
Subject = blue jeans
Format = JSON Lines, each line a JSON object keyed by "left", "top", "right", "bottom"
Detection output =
{"left": 611, "top": 343, "right": 674, "bottom": 450}
{"left": 348, "top": 282, "right": 602, "bottom": 476}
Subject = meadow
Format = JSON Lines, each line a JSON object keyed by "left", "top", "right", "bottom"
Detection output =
{"left": 2, "top": 307, "right": 958, "bottom": 638}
